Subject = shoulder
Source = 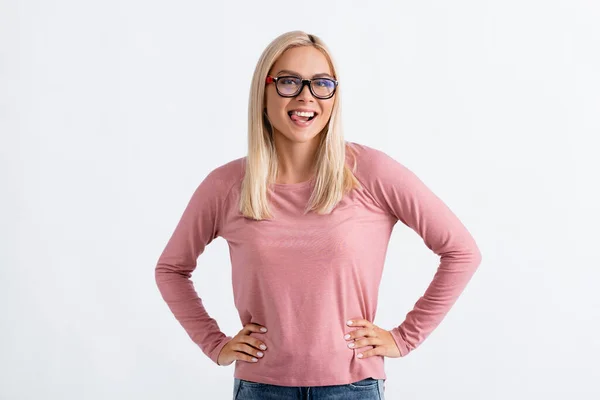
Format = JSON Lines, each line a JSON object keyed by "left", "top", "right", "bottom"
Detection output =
{"left": 197, "top": 156, "right": 245, "bottom": 198}
{"left": 206, "top": 156, "right": 245, "bottom": 182}
{"left": 345, "top": 140, "right": 407, "bottom": 177}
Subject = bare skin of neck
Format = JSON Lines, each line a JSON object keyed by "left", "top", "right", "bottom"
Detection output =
{"left": 272, "top": 132, "right": 320, "bottom": 184}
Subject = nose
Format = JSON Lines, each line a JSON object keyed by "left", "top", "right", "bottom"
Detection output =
{"left": 296, "top": 82, "right": 315, "bottom": 102}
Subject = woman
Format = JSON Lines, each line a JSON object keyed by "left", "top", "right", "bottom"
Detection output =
{"left": 155, "top": 30, "right": 482, "bottom": 400}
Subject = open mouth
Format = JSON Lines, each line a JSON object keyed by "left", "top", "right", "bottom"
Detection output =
{"left": 288, "top": 110, "right": 318, "bottom": 126}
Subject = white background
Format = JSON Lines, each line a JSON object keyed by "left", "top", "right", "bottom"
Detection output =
{"left": 2, "top": 0, "right": 599, "bottom": 399}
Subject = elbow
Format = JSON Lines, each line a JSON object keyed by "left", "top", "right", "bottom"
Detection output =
{"left": 473, "top": 247, "right": 482, "bottom": 268}
{"left": 442, "top": 239, "right": 482, "bottom": 271}
{"left": 463, "top": 232, "right": 482, "bottom": 267}
{"left": 154, "top": 263, "right": 166, "bottom": 288}
{"left": 154, "top": 261, "right": 175, "bottom": 287}
{"left": 472, "top": 239, "right": 482, "bottom": 263}
{"left": 154, "top": 260, "right": 192, "bottom": 286}
{"left": 468, "top": 243, "right": 483, "bottom": 271}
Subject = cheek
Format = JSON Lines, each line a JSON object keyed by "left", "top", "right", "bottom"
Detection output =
{"left": 320, "top": 101, "right": 335, "bottom": 120}
{"left": 266, "top": 94, "right": 289, "bottom": 120}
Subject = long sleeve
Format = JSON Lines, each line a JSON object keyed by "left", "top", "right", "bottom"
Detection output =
{"left": 350, "top": 142, "right": 482, "bottom": 357}
{"left": 154, "top": 167, "right": 235, "bottom": 365}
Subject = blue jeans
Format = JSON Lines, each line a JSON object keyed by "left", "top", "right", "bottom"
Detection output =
{"left": 233, "top": 377, "right": 385, "bottom": 399}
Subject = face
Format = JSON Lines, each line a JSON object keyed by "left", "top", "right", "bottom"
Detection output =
{"left": 264, "top": 46, "right": 336, "bottom": 144}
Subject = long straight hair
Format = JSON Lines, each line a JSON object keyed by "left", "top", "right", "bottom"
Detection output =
{"left": 240, "top": 31, "right": 361, "bottom": 220}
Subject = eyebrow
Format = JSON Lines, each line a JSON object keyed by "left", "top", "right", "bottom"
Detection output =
{"left": 276, "top": 69, "right": 334, "bottom": 79}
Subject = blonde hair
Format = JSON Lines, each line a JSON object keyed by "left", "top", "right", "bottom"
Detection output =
{"left": 240, "top": 30, "right": 361, "bottom": 220}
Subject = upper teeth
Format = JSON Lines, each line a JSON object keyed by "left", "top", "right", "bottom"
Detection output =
{"left": 291, "top": 111, "right": 315, "bottom": 117}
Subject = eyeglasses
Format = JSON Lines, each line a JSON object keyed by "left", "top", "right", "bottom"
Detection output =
{"left": 266, "top": 75, "right": 338, "bottom": 99}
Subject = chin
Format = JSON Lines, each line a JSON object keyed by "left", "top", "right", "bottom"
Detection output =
{"left": 274, "top": 130, "right": 316, "bottom": 144}
{"left": 271, "top": 115, "right": 329, "bottom": 143}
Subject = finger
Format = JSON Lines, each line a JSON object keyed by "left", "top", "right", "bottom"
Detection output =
{"left": 241, "top": 334, "right": 268, "bottom": 352}
{"left": 241, "top": 323, "right": 268, "bottom": 335}
{"left": 234, "top": 342, "right": 266, "bottom": 359}
{"left": 352, "top": 337, "right": 384, "bottom": 350}
{"left": 233, "top": 350, "right": 261, "bottom": 363}
{"left": 344, "top": 327, "right": 377, "bottom": 341}
{"left": 357, "top": 346, "right": 383, "bottom": 360}
{"left": 346, "top": 318, "right": 373, "bottom": 328}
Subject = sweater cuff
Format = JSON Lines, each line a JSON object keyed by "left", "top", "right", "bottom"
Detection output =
{"left": 209, "top": 335, "right": 234, "bottom": 366}
{"left": 390, "top": 327, "right": 411, "bottom": 357}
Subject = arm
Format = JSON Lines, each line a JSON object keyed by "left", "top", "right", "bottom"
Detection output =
{"left": 352, "top": 143, "right": 482, "bottom": 357}
{"left": 154, "top": 168, "right": 234, "bottom": 365}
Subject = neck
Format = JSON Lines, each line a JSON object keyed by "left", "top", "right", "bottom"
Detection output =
{"left": 272, "top": 132, "right": 321, "bottom": 184}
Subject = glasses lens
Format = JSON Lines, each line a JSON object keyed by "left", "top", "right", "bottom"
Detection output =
{"left": 276, "top": 77, "right": 302, "bottom": 96}
{"left": 311, "top": 78, "right": 336, "bottom": 98}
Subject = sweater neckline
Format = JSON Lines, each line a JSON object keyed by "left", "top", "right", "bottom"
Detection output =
{"left": 270, "top": 175, "right": 316, "bottom": 190}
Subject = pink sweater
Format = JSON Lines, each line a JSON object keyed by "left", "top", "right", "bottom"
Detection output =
{"left": 155, "top": 141, "right": 482, "bottom": 386}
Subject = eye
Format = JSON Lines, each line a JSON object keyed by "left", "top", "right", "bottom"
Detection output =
{"left": 315, "top": 79, "right": 333, "bottom": 88}
{"left": 280, "top": 77, "right": 299, "bottom": 85}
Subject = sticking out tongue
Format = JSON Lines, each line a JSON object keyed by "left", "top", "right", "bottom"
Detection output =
{"left": 291, "top": 114, "right": 310, "bottom": 122}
